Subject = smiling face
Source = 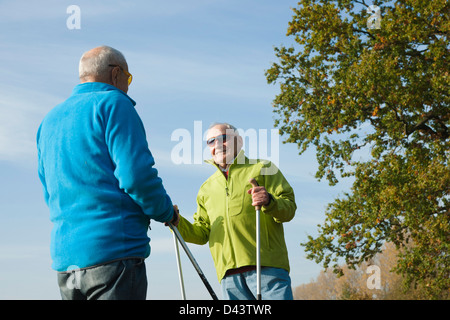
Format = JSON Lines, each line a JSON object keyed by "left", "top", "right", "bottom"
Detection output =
{"left": 206, "top": 124, "right": 243, "bottom": 169}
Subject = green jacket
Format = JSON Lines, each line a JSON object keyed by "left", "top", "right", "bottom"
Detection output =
{"left": 178, "top": 151, "right": 296, "bottom": 282}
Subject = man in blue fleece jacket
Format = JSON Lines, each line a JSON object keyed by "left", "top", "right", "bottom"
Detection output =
{"left": 37, "top": 46, "right": 178, "bottom": 300}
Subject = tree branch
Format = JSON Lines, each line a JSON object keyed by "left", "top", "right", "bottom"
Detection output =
{"left": 352, "top": 28, "right": 376, "bottom": 40}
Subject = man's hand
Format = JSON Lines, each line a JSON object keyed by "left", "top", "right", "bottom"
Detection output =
{"left": 165, "top": 205, "right": 180, "bottom": 227}
{"left": 247, "top": 186, "right": 271, "bottom": 207}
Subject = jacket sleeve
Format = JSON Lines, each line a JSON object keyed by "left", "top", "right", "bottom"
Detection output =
{"left": 177, "top": 194, "right": 210, "bottom": 245}
{"left": 36, "top": 127, "right": 50, "bottom": 205}
{"left": 260, "top": 162, "right": 296, "bottom": 223}
{"left": 104, "top": 96, "right": 174, "bottom": 223}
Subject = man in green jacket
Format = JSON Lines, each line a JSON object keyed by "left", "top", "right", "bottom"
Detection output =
{"left": 176, "top": 122, "right": 296, "bottom": 300}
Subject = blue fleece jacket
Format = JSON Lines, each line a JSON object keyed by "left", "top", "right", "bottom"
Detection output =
{"left": 37, "top": 82, "right": 173, "bottom": 272}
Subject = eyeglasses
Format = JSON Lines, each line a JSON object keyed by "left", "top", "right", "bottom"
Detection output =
{"left": 108, "top": 64, "right": 133, "bottom": 86}
{"left": 206, "top": 134, "right": 231, "bottom": 146}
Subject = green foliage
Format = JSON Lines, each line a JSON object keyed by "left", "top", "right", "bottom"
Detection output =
{"left": 266, "top": 0, "right": 449, "bottom": 298}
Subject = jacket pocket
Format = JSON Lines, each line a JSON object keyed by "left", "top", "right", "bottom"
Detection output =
{"left": 228, "top": 189, "right": 245, "bottom": 216}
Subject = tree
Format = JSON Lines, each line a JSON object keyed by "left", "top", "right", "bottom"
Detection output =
{"left": 266, "top": 0, "right": 449, "bottom": 298}
{"left": 294, "top": 242, "right": 446, "bottom": 299}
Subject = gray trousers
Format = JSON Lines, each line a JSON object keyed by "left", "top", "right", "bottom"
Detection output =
{"left": 57, "top": 258, "right": 147, "bottom": 300}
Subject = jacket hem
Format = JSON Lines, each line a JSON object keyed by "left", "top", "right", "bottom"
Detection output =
{"left": 56, "top": 256, "right": 146, "bottom": 273}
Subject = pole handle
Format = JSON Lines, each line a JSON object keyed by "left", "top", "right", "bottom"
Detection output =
{"left": 249, "top": 178, "right": 261, "bottom": 210}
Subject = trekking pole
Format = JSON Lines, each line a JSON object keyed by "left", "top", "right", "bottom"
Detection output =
{"left": 168, "top": 223, "right": 219, "bottom": 300}
{"left": 172, "top": 230, "right": 186, "bottom": 299}
{"left": 249, "top": 178, "right": 262, "bottom": 300}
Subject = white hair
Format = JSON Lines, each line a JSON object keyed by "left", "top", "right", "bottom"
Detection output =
{"left": 78, "top": 46, "right": 127, "bottom": 81}
{"left": 208, "top": 122, "right": 238, "bottom": 133}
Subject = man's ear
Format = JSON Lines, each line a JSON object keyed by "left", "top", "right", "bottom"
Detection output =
{"left": 111, "top": 67, "right": 119, "bottom": 86}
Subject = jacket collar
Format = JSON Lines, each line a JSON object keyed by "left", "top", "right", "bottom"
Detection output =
{"left": 72, "top": 82, "right": 136, "bottom": 106}
{"left": 205, "top": 149, "right": 247, "bottom": 171}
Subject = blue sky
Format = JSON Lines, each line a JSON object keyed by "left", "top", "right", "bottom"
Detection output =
{"left": 0, "top": 0, "right": 354, "bottom": 299}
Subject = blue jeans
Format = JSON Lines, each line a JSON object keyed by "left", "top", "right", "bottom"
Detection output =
{"left": 221, "top": 267, "right": 293, "bottom": 300}
{"left": 57, "top": 258, "right": 147, "bottom": 300}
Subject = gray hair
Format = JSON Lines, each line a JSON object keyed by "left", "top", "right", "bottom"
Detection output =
{"left": 79, "top": 46, "right": 127, "bottom": 81}
{"left": 208, "top": 122, "right": 238, "bottom": 133}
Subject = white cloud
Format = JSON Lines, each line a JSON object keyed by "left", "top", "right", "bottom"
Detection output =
{"left": 0, "top": 84, "right": 61, "bottom": 164}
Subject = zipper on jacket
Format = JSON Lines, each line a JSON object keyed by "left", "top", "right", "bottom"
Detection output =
{"left": 225, "top": 179, "right": 237, "bottom": 267}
